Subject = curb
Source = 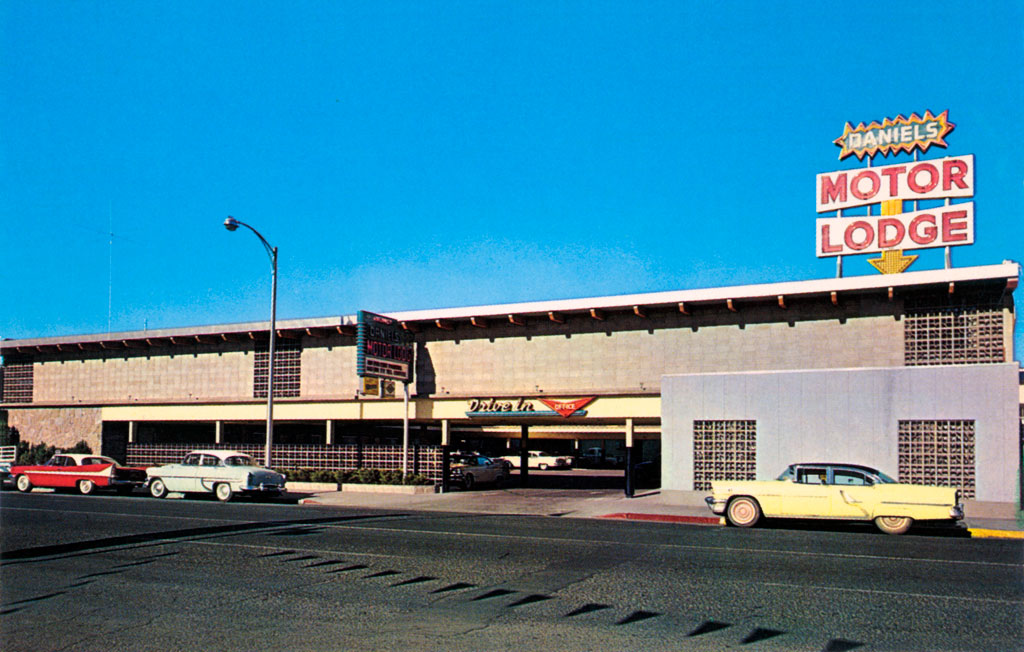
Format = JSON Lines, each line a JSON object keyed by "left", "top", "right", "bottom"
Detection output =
{"left": 600, "top": 512, "right": 722, "bottom": 526}
{"left": 967, "top": 528, "right": 1024, "bottom": 539}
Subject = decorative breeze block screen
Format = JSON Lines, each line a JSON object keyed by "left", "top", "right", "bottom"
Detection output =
{"left": 0, "top": 363, "right": 33, "bottom": 403}
{"left": 693, "top": 420, "right": 757, "bottom": 491}
{"left": 898, "top": 420, "right": 976, "bottom": 498}
{"left": 904, "top": 307, "right": 1004, "bottom": 366}
{"left": 254, "top": 341, "right": 302, "bottom": 398}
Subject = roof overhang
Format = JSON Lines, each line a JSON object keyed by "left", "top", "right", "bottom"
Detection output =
{"left": 2, "top": 262, "right": 1018, "bottom": 354}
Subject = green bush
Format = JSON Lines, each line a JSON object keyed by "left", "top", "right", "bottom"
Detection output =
{"left": 276, "top": 467, "right": 433, "bottom": 486}
{"left": 0, "top": 424, "right": 20, "bottom": 447}
{"left": 14, "top": 440, "right": 91, "bottom": 465}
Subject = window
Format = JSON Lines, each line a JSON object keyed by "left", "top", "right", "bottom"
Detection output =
{"left": 183, "top": 454, "right": 201, "bottom": 466}
{"left": 898, "top": 420, "right": 976, "bottom": 498}
{"left": 833, "top": 469, "right": 871, "bottom": 486}
{"left": 796, "top": 467, "right": 828, "bottom": 485}
{"left": 201, "top": 455, "right": 221, "bottom": 467}
{"left": 692, "top": 420, "right": 757, "bottom": 491}
{"left": 254, "top": 341, "right": 302, "bottom": 398}
{"left": 904, "top": 300, "right": 1004, "bottom": 366}
{"left": 1, "top": 362, "right": 33, "bottom": 403}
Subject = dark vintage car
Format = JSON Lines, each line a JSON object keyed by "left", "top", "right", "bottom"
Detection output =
{"left": 11, "top": 454, "right": 149, "bottom": 495}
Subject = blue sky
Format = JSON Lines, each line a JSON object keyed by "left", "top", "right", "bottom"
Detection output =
{"left": 2, "top": 1, "right": 1022, "bottom": 358}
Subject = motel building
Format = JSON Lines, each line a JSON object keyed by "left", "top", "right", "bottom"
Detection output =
{"left": 1, "top": 261, "right": 1021, "bottom": 504}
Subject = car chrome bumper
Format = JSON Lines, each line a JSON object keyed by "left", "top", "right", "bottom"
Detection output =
{"left": 242, "top": 483, "right": 285, "bottom": 493}
{"left": 705, "top": 496, "right": 727, "bottom": 515}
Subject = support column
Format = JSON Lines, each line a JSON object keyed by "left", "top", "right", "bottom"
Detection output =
{"left": 325, "top": 420, "right": 334, "bottom": 446}
{"left": 441, "top": 419, "right": 451, "bottom": 493}
{"left": 214, "top": 421, "right": 222, "bottom": 445}
{"left": 519, "top": 425, "right": 529, "bottom": 488}
{"left": 624, "top": 418, "right": 635, "bottom": 498}
{"left": 128, "top": 421, "right": 137, "bottom": 444}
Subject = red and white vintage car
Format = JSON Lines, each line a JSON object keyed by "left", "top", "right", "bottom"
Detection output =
{"left": 11, "top": 454, "right": 149, "bottom": 495}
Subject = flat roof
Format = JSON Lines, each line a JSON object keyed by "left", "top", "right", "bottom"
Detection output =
{"left": 2, "top": 261, "right": 1018, "bottom": 353}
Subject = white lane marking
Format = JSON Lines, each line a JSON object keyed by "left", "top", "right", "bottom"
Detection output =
{"left": 758, "top": 580, "right": 1024, "bottom": 606}
{"left": 1, "top": 505, "right": 238, "bottom": 524}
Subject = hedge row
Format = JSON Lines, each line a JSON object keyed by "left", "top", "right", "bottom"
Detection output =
{"left": 280, "top": 468, "right": 434, "bottom": 486}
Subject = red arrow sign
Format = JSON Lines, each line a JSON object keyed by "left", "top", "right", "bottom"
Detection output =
{"left": 538, "top": 397, "right": 596, "bottom": 418}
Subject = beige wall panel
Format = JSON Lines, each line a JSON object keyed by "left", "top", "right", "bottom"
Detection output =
{"left": 301, "top": 343, "right": 360, "bottom": 398}
{"left": 419, "top": 315, "right": 904, "bottom": 397}
{"left": 33, "top": 348, "right": 251, "bottom": 403}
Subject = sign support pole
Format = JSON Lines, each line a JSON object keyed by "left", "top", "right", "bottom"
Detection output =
{"left": 402, "top": 382, "right": 410, "bottom": 476}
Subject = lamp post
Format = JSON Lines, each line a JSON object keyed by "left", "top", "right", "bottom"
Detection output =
{"left": 224, "top": 216, "right": 277, "bottom": 467}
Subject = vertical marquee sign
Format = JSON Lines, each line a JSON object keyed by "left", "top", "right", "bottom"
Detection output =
{"left": 815, "top": 111, "right": 975, "bottom": 274}
{"left": 356, "top": 311, "right": 414, "bottom": 384}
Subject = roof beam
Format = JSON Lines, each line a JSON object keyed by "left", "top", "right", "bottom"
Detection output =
{"left": 830, "top": 291, "right": 839, "bottom": 306}
{"left": 435, "top": 319, "right": 454, "bottom": 331}
{"left": 400, "top": 322, "right": 419, "bottom": 333}
{"left": 470, "top": 317, "right": 488, "bottom": 329}
{"left": 677, "top": 302, "right": 688, "bottom": 315}
{"left": 633, "top": 306, "right": 646, "bottom": 318}
{"left": 948, "top": 282, "right": 955, "bottom": 295}
{"left": 726, "top": 299, "right": 737, "bottom": 312}
{"left": 589, "top": 308, "right": 605, "bottom": 321}
{"left": 508, "top": 314, "right": 526, "bottom": 326}
{"left": 777, "top": 295, "right": 787, "bottom": 310}
{"left": 123, "top": 340, "right": 149, "bottom": 349}
{"left": 548, "top": 311, "right": 565, "bottom": 324}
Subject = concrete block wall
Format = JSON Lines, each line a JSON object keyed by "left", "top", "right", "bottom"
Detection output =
{"left": 418, "top": 314, "right": 904, "bottom": 397}
{"left": 32, "top": 344, "right": 252, "bottom": 404}
{"left": 14, "top": 311, "right": 907, "bottom": 405}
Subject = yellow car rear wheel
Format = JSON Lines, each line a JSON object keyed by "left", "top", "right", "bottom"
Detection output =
{"left": 726, "top": 496, "right": 761, "bottom": 528}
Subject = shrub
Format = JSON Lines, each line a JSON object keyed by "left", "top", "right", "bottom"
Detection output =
{"left": 0, "top": 424, "right": 20, "bottom": 447}
{"left": 274, "top": 467, "right": 433, "bottom": 486}
{"left": 14, "top": 439, "right": 92, "bottom": 465}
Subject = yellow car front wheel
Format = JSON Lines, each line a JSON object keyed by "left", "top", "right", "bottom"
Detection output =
{"left": 726, "top": 497, "right": 761, "bottom": 528}
{"left": 875, "top": 516, "right": 912, "bottom": 535}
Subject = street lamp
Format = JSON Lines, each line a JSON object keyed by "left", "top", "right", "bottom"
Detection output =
{"left": 224, "top": 216, "right": 278, "bottom": 467}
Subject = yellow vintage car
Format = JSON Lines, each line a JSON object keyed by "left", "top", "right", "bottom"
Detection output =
{"left": 705, "top": 463, "right": 964, "bottom": 535}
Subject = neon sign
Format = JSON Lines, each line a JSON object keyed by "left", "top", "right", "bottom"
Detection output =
{"left": 833, "top": 110, "right": 955, "bottom": 160}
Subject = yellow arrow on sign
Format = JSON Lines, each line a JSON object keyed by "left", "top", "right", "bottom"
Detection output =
{"left": 869, "top": 249, "right": 918, "bottom": 274}
{"left": 868, "top": 199, "right": 917, "bottom": 274}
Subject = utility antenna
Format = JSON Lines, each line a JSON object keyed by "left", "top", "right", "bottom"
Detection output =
{"left": 108, "top": 204, "right": 113, "bottom": 335}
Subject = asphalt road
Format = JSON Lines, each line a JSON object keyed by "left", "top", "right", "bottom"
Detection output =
{"left": 1, "top": 491, "right": 1022, "bottom": 651}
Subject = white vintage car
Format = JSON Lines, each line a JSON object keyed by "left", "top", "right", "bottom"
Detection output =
{"left": 146, "top": 450, "right": 286, "bottom": 502}
{"left": 493, "top": 451, "right": 574, "bottom": 470}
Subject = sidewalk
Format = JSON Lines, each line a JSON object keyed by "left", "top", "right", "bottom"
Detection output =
{"left": 294, "top": 487, "right": 1024, "bottom": 539}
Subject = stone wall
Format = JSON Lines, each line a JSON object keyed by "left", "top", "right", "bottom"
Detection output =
{"left": 7, "top": 407, "right": 102, "bottom": 452}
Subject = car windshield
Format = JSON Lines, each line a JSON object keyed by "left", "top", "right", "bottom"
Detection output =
{"left": 225, "top": 455, "right": 255, "bottom": 466}
{"left": 776, "top": 466, "right": 795, "bottom": 481}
